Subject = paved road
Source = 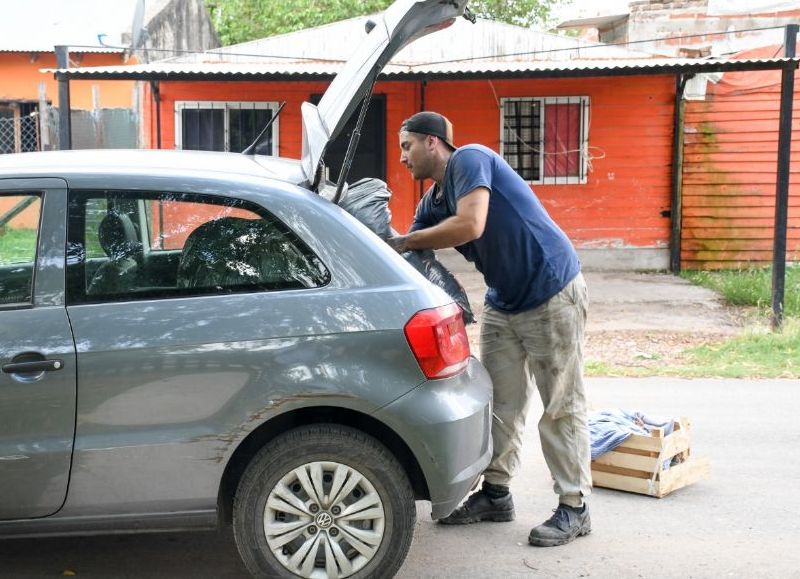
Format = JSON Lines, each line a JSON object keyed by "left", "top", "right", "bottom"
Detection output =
{"left": 2, "top": 378, "right": 798, "bottom": 578}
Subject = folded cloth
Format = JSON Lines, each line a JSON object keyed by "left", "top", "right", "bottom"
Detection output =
{"left": 589, "top": 408, "right": 674, "bottom": 460}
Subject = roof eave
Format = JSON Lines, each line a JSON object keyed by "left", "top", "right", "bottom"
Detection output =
{"left": 51, "top": 71, "right": 337, "bottom": 81}
{"left": 49, "top": 57, "right": 799, "bottom": 82}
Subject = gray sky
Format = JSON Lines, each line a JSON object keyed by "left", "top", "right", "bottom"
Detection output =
{"left": 553, "top": 0, "right": 631, "bottom": 22}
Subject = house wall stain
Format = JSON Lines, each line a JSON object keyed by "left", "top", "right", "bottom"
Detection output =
{"left": 681, "top": 83, "right": 800, "bottom": 269}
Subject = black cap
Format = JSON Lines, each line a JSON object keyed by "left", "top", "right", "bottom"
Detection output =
{"left": 401, "top": 111, "right": 456, "bottom": 150}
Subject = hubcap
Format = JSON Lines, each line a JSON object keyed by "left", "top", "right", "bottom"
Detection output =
{"left": 263, "top": 461, "right": 386, "bottom": 578}
{"left": 315, "top": 512, "right": 333, "bottom": 529}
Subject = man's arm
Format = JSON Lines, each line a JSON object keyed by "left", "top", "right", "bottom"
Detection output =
{"left": 388, "top": 187, "right": 490, "bottom": 252}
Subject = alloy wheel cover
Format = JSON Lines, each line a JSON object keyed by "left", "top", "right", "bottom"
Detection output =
{"left": 263, "top": 461, "right": 386, "bottom": 578}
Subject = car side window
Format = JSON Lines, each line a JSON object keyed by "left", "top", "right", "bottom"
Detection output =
{"left": 0, "top": 194, "right": 41, "bottom": 307}
{"left": 66, "top": 191, "right": 330, "bottom": 304}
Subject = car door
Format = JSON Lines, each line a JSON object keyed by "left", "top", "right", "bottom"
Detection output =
{"left": 0, "top": 179, "right": 77, "bottom": 520}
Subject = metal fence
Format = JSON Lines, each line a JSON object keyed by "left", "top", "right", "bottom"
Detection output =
{"left": 0, "top": 113, "right": 42, "bottom": 154}
{"left": 0, "top": 106, "right": 138, "bottom": 153}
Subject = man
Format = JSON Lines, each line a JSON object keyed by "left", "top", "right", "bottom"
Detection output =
{"left": 390, "top": 111, "right": 592, "bottom": 547}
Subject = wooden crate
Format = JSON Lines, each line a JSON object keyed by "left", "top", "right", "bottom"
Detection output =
{"left": 591, "top": 417, "right": 710, "bottom": 498}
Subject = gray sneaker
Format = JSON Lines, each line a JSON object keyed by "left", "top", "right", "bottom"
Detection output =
{"left": 528, "top": 504, "right": 591, "bottom": 547}
{"left": 438, "top": 489, "right": 515, "bottom": 524}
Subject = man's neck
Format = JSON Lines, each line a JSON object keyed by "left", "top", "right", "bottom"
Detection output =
{"left": 432, "top": 150, "right": 452, "bottom": 187}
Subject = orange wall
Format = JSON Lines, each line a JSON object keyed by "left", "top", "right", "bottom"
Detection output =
{"left": 0, "top": 52, "right": 136, "bottom": 109}
{"left": 145, "top": 79, "right": 422, "bottom": 231}
{"left": 146, "top": 75, "right": 677, "bottom": 244}
{"left": 0, "top": 196, "right": 40, "bottom": 228}
{"left": 422, "top": 77, "right": 675, "bottom": 248}
{"left": 682, "top": 86, "right": 800, "bottom": 269}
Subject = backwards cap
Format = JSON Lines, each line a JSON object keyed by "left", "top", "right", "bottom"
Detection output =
{"left": 401, "top": 111, "right": 456, "bottom": 150}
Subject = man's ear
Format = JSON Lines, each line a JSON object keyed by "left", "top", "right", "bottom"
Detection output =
{"left": 426, "top": 134, "right": 438, "bottom": 151}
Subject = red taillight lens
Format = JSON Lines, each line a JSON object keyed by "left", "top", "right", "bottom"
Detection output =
{"left": 404, "top": 303, "right": 470, "bottom": 379}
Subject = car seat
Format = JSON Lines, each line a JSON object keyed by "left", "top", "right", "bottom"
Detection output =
{"left": 86, "top": 212, "right": 143, "bottom": 296}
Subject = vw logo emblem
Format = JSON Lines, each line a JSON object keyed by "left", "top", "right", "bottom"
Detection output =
{"left": 315, "top": 512, "right": 334, "bottom": 529}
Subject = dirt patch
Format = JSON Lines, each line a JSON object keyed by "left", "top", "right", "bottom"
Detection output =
{"left": 585, "top": 329, "right": 731, "bottom": 368}
{"left": 585, "top": 302, "right": 757, "bottom": 369}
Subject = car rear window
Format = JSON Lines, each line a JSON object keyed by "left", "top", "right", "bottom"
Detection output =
{"left": 66, "top": 190, "right": 329, "bottom": 304}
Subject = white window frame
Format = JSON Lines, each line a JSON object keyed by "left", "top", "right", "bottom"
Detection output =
{"left": 499, "top": 96, "right": 590, "bottom": 185}
{"left": 174, "top": 101, "right": 280, "bottom": 154}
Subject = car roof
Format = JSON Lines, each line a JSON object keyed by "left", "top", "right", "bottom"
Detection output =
{"left": 0, "top": 149, "right": 303, "bottom": 182}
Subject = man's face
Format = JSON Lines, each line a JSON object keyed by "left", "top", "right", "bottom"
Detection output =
{"left": 399, "top": 131, "right": 434, "bottom": 181}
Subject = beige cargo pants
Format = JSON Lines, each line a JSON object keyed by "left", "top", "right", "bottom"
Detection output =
{"left": 480, "top": 272, "right": 591, "bottom": 508}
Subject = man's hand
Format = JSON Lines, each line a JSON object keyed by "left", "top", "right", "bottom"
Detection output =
{"left": 386, "top": 234, "right": 410, "bottom": 254}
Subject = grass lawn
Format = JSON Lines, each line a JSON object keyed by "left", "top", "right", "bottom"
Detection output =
{"left": 587, "top": 266, "right": 800, "bottom": 379}
{"left": 0, "top": 228, "right": 38, "bottom": 264}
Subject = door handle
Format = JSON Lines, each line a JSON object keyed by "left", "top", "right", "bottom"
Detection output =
{"left": 2, "top": 359, "right": 64, "bottom": 374}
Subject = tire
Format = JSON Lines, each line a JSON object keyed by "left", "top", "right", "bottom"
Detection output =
{"left": 232, "top": 424, "right": 416, "bottom": 578}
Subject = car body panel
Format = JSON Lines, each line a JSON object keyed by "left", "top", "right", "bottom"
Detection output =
{"left": 375, "top": 357, "right": 493, "bottom": 519}
{"left": 62, "top": 297, "right": 426, "bottom": 515}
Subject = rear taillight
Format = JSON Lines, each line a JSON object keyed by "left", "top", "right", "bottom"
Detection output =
{"left": 404, "top": 303, "right": 470, "bottom": 379}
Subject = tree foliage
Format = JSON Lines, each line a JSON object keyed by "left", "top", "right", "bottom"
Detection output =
{"left": 468, "top": 0, "right": 561, "bottom": 28}
{"left": 205, "top": 0, "right": 563, "bottom": 46}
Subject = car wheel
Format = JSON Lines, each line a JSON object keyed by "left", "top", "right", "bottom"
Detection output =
{"left": 233, "top": 424, "right": 416, "bottom": 578}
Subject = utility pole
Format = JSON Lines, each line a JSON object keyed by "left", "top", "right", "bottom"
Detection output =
{"left": 771, "top": 24, "right": 797, "bottom": 331}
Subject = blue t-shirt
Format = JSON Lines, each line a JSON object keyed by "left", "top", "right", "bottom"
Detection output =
{"left": 410, "top": 144, "right": 580, "bottom": 313}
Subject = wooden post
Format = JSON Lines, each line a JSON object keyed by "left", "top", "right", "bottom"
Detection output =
{"left": 38, "top": 82, "right": 50, "bottom": 151}
{"left": 55, "top": 45, "right": 71, "bottom": 150}
{"left": 669, "top": 74, "right": 688, "bottom": 273}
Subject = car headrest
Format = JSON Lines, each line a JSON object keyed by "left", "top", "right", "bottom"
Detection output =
{"left": 98, "top": 212, "right": 142, "bottom": 260}
{"left": 176, "top": 217, "right": 290, "bottom": 290}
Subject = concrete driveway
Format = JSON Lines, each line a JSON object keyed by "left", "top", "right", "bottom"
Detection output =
{"left": 398, "top": 377, "right": 800, "bottom": 579}
{"left": 435, "top": 248, "right": 745, "bottom": 336}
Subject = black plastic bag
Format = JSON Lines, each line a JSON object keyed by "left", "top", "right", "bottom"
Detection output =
{"left": 340, "top": 178, "right": 475, "bottom": 324}
{"left": 401, "top": 248, "right": 476, "bottom": 324}
{"left": 338, "top": 178, "right": 393, "bottom": 240}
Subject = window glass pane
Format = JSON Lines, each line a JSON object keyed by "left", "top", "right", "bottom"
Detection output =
{"left": 181, "top": 109, "right": 225, "bottom": 151}
{"left": 544, "top": 102, "right": 581, "bottom": 178}
{"left": 229, "top": 108, "right": 273, "bottom": 154}
{"left": 146, "top": 197, "right": 260, "bottom": 251}
{"left": 84, "top": 197, "right": 108, "bottom": 258}
{"left": 502, "top": 99, "right": 541, "bottom": 182}
{"left": 176, "top": 214, "right": 329, "bottom": 292}
{"left": 67, "top": 191, "right": 329, "bottom": 304}
{"left": 0, "top": 194, "right": 41, "bottom": 305}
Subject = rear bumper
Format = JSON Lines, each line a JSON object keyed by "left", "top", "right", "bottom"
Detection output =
{"left": 375, "top": 356, "right": 493, "bottom": 519}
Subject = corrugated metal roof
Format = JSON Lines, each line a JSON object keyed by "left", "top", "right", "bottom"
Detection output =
{"left": 0, "top": 47, "right": 123, "bottom": 54}
{"left": 46, "top": 56, "right": 799, "bottom": 81}
{"left": 42, "top": 12, "right": 798, "bottom": 81}
{"left": 182, "top": 16, "right": 655, "bottom": 66}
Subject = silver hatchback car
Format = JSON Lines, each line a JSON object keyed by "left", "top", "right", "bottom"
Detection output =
{"left": 0, "top": 1, "right": 492, "bottom": 578}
